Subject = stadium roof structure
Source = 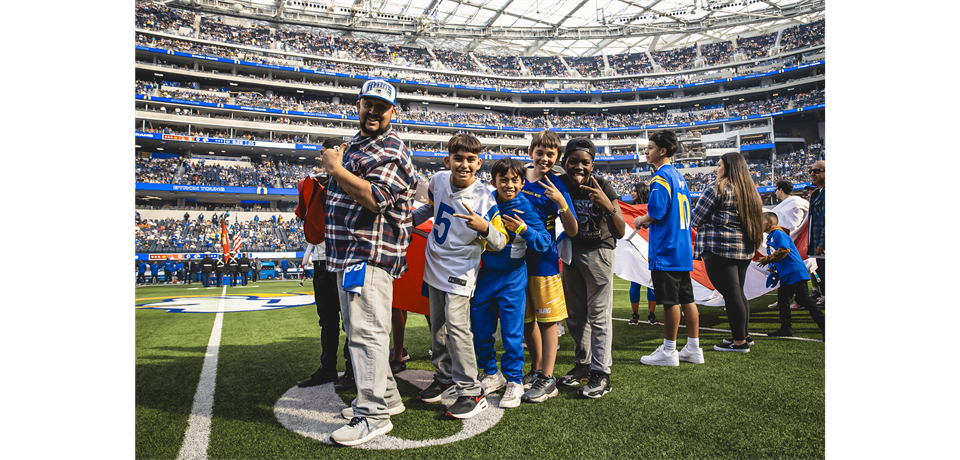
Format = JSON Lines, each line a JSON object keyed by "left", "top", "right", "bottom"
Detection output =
{"left": 166, "top": 0, "right": 824, "bottom": 58}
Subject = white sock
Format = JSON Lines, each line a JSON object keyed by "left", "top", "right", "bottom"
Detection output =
{"left": 663, "top": 339, "right": 676, "bottom": 352}
{"left": 686, "top": 338, "right": 699, "bottom": 349}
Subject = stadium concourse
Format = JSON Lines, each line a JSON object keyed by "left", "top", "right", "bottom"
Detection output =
{"left": 131, "top": 1, "right": 830, "bottom": 458}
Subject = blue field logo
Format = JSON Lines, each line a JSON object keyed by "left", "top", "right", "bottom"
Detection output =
{"left": 137, "top": 294, "right": 314, "bottom": 313}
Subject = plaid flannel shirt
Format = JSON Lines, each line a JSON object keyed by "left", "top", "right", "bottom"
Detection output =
{"left": 690, "top": 181, "right": 756, "bottom": 260}
{"left": 807, "top": 187, "right": 824, "bottom": 255}
{"left": 324, "top": 128, "right": 416, "bottom": 278}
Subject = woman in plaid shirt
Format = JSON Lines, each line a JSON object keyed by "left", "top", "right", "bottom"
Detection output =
{"left": 690, "top": 152, "right": 764, "bottom": 353}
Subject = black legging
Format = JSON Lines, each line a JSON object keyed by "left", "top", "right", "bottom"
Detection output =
{"left": 702, "top": 251, "right": 752, "bottom": 341}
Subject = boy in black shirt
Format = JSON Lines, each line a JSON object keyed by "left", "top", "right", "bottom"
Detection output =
{"left": 556, "top": 138, "right": 626, "bottom": 399}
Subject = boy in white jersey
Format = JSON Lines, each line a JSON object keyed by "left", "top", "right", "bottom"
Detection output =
{"left": 412, "top": 133, "right": 508, "bottom": 419}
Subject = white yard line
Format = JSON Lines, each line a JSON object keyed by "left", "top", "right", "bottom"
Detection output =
{"left": 176, "top": 284, "right": 228, "bottom": 460}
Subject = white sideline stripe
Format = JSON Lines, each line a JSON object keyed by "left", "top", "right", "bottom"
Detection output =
{"left": 612, "top": 316, "right": 823, "bottom": 343}
{"left": 176, "top": 285, "right": 228, "bottom": 460}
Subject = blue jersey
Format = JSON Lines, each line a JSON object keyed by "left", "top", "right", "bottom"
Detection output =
{"left": 150, "top": 263, "right": 159, "bottom": 275}
{"left": 481, "top": 192, "right": 551, "bottom": 273}
{"left": 647, "top": 164, "right": 693, "bottom": 272}
{"left": 765, "top": 228, "right": 809, "bottom": 285}
{"left": 163, "top": 261, "right": 174, "bottom": 272}
{"left": 138, "top": 262, "right": 147, "bottom": 274}
{"left": 520, "top": 170, "right": 576, "bottom": 276}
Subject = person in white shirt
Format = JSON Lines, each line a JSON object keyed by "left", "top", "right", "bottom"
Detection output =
{"left": 771, "top": 180, "right": 808, "bottom": 237}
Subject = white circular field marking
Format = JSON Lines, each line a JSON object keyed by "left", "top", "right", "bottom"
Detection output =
{"left": 274, "top": 369, "right": 504, "bottom": 449}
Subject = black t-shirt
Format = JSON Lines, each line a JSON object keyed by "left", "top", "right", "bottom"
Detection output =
{"left": 560, "top": 173, "right": 622, "bottom": 250}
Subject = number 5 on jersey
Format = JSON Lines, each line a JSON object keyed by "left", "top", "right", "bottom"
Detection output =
{"left": 433, "top": 202, "right": 456, "bottom": 245}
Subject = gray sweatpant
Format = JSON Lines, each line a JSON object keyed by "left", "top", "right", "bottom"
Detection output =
{"left": 337, "top": 265, "right": 402, "bottom": 423}
{"left": 427, "top": 284, "right": 481, "bottom": 397}
{"left": 562, "top": 246, "right": 615, "bottom": 375}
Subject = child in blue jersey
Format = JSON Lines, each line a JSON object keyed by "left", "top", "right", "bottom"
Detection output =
{"left": 757, "top": 212, "right": 825, "bottom": 338}
{"left": 634, "top": 130, "right": 704, "bottom": 367}
{"left": 519, "top": 130, "right": 578, "bottom": 404}
{"left": 411, "top": 133, "right": 508, "bottom": 419}
{"left": 471, "top": 158, "right": 551, "bottom": 409}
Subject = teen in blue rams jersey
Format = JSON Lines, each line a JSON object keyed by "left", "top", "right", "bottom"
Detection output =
{"left": 519, "top": 130, "right": 578, "bottom": 404}
{"left": 634, "top": 130, "right": 704, "bottom": 367}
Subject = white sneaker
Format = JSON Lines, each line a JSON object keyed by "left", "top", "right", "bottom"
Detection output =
{"left": 479, "top": 370, "right": 507, "bottom": 393}
{"left": 640, "top": 345, "right": 680, "bottom": 367}
{"left": 499, "top": 381, "right": 523, "bottom": 408}
{"left": 331, "top": 417, "right": 393, "bottom": 446}
{"left": 678, "top": 346, "right": 705, "bottom": 364}
{"left": 817, "top": 295, "right": 825, "bottom": 305}
{"left": 768, "top": 301, "right": 779, "bottom": 309}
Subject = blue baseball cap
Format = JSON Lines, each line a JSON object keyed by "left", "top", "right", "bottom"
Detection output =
{"left": 359, "top": 79, "right": 397, "bottom": 106}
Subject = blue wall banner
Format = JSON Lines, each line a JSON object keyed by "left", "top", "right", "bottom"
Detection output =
{"left": 135, "top": 182, "right": 297, "bottom": 195}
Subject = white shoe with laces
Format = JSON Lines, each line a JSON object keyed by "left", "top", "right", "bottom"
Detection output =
{"left": 331, "top": 417, "right": 393, "bottom": 446}
{"left": 640, "top": 345, "right": 680, "bottom": 367}
{"left": 479, "top": 370, "right": 507, "bottom": 393}
{"left": 499, "top": 381, "right": 523, "bottom": 408}
{"left": 678, "top": 345, "right": 705, "bottom": 364}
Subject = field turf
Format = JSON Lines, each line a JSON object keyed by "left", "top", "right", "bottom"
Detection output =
{"left": 135, "top": 276, "right": 824, "bottom": 459}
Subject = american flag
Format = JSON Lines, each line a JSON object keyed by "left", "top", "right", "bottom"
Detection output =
{"left": 233, "top": 233, "right": 243, "bottom": 255}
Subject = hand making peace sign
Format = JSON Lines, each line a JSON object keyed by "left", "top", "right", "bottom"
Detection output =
{"left": 579, "top": 176, "right": 615, "bottom": 215}
{"left": 502, "top": 214, "right": 527, "bottom": 234}
{"left": 538, "top": 177, "right": 569, "bottom": 211}
{"left": 453, "top": 202, "right": 490, "bottom": 235}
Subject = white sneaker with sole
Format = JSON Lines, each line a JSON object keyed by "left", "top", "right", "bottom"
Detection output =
{"left": 768, "top": 301, "right": 779, "bottom": 309}
{"left": 331, "top": 417, "right": 393, "bottom": 446}
{"left": 478, "top": 370, "right": 507, "bottom": 393}
{"left": 640, "top": 345, "right": 680, "bottom": 367}
{"left": 499, "top": 381, "right": 523, "bottom": 408}
{"left": 678, "top": 346, "right": 705, "bottom": 364}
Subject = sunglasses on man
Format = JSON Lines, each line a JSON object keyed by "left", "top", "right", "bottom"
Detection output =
{"left": 809, "top": 168, "right": 824, "bottom": 174}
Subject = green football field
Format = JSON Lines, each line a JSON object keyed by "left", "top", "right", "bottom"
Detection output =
{"left": 135, "top": 275, "right": 824, "bottom": 459}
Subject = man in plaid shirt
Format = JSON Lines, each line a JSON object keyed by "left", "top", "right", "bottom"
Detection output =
{"left": 323, "top": 80, "right": 417, "bottom": 446}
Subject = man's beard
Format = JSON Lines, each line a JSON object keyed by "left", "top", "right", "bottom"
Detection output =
{"left": 360, "top": 116, "right": 391, "bottom": 138}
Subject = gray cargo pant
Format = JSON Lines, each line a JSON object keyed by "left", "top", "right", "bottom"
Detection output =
{"left": 562, "top": 246, "right": 615, "bottom": 375}
{"left": 427, "top": 284, "right": 482, "bottom": 397}
{"left": 337, "top": 265, "right": 402, "bottom": 423}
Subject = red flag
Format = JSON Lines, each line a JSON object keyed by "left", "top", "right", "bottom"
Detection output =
{"left": 221, "top": 219, "right": 230, "bottom": 258}
{"left": 618, "top": 201, "right": 714, "bottom": 290}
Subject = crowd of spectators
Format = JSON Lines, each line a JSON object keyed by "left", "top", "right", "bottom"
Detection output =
{"left": 135, "top": 2, "right": 824, "bottom": 85}
{"left": 136, "top": 157, "right": 317, "bottom": 189}
{"left": 138, "top": 80, "right": 824, "bottom": 135}
{"left": 136, "top": 214, "right": 298, "bottom": 253}
{"left": 779, "top": 19, "right": 825, "bottom": 52}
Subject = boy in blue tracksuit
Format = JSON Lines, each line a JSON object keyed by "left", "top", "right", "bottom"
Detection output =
{"left": 471, "top": 158, "right": 551, "bottom": 409}
{"left": 757, "top": 212, "right": 825, "bottom": 338}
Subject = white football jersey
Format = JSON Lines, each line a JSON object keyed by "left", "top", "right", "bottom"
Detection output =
{"left": 422, "top": 171, "right": 507, "bottom": 296}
